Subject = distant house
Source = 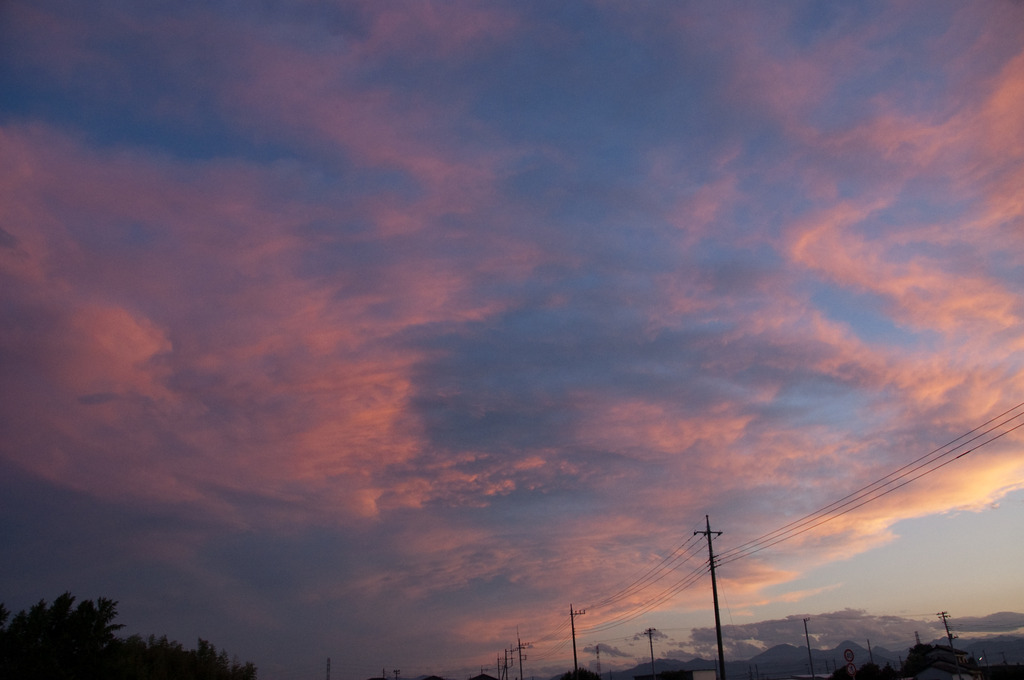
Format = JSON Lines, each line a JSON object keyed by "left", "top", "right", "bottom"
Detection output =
{"left": 634, "top": 669, "right": 717, "bottom": 680}
{"left": 915, "top": 646, "right": 983, "bottom": 680}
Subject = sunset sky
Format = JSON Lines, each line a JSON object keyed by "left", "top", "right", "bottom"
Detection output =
{"left": 2, "top": 2, "right": 1024, "bottom": 679}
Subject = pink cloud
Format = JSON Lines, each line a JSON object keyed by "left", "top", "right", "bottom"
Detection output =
{"left": 0, "top": 121, "right": 536, "bottom": 523}
{"left": 349, "top": 0, "right": 521, "bottom": 60}
{"left": 2, "top": 3, "right": 1021, "bottom": 650}
{"left": 783, "top": 37, "right": 1024, "bottom": 346}
{"left": 575, "top": 398, "right": 754, "bottom": 464}
{"left": 0, "top": 4, "right": 561, "bottom": 534}
{"left": 63, "top": 303, "right": 173, "bottom": 399}
{"left": 699, "top": 4, "right": 910, "bottom": 139}
{"left": 787, "top": 198, "right": 1022, "bottom": 341}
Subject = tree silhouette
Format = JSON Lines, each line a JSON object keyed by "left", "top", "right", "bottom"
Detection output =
{"left": 0, "top": 592, "right": 256, "bottom": 680}
{"left": 0, "top": 591, "right": 123, "bottom": 679}
{"left": 561, "top": 669, "right": 603, "bottom": 680}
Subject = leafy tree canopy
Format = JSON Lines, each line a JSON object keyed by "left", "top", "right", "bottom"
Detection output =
{"left": 0, "top": 592, "right": 256, "bottom": 680}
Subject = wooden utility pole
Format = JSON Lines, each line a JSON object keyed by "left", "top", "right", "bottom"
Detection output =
{"left": 696, "top": 515, "right": 726, "bottom": 680}
{"left": 571, "top": 605, "right": 586, "bottom": 678}
{"left": 803, "top": 619, "right": 814, "bottom": 679}
{"left": 643, "top": 628, "right": 658, "bottom": 680}
{"left": 938, "top": 612, "right": 963, "bottom": 680}
{"left": 513, "top": 629, "right": 532, "bottom": 680}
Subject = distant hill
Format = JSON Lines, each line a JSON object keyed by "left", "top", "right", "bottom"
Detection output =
{"left": 550, "top": 635, "right": 1024, "bottom": 680}
{"left": 403, "top": 636, "right": 1024, "bottom": 680}
{"left": 740, "top": 640, "right": 900, "bottom": 678}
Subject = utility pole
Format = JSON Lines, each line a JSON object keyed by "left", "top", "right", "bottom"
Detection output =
{"left": 803, "top": 618, "right": 814, "bottom": 679}
{"left": 596, "top": 645, "right": 602, "bottom": 678}
{"left": 571, "top": 604, "right": 586, "bottom": 679}
{"left": 327, "top": 658, "right": 331, "bottom": 680}
{"left": 513, "top": 629, "right": 532, "bottom": 680}
{"left": 938, "top": 612, "right": 963, "bottom": 680}
{"left": 643, "top": 628, "right": 658, "bottom": 680}
{"left": 696, "top": 515, "right": 726, "bottom": 680}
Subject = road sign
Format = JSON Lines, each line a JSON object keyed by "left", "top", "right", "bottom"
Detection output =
{"left": 844, "top": 649, "right": 855, "bottom": 663}
{"left": 846, "top": 663, "right": 857, "bottom": 677}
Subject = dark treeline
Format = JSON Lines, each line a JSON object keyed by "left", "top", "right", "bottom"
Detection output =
{"left": 0, "top": 592, "right": 256, "bottom": 680}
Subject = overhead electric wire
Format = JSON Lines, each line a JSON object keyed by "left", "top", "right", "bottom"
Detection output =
{"left": 497, "top": 402, "right": 1024, "bottom": 671}
{"left": 532, "top": 617, "right": 572, "bottom": 644}
{"left": 527, "top": 546, "right": 710, "bottom": 662}
{"left": 721, "top": 417, "right": 1024, "bottom": 566}
{"left": 586, "top": 533, "right": 705, "bottom": 611}
{"left": 527, "top": 633, "right": 574, "bottom": 662}
{"left": 580, "top": 558, "right": 710, "bottom": 635}
{"left": 718, "top": 409, "right": 1024, "bottom": 565}
{"left": 577, "top": 401, "right": 1023, "bottom": 635}
{"left": 716, "top": 401, "right": 1024, "bottom": 565}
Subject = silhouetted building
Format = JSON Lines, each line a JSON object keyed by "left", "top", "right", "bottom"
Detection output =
{"left": 916, "top": 646, "right": 983, "bottom": 680}
{"left": 634, "top": 670, "right": 716, "bottom": 680}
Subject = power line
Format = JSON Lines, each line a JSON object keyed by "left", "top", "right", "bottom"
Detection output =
{"left": 578, "top": 403, "right": 1023, "bottom": 637}
{"left": 580, "top": 560, "right": 709, "bottom": 635}
{"left": 502, "top": 403, "right": 1024, "bottom": 675}
{"left": 587, "top": 534, "right": 705, "bottom": 611}
{"left": 717, "top": 401, "right": 1024, "bottom": 565}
